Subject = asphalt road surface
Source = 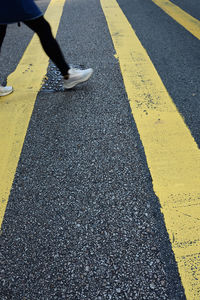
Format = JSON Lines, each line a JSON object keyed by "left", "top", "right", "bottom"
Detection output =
{"left": 1, "top": 0, "right": 200, "bottom": 299}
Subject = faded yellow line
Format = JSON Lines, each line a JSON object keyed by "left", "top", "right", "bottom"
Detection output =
{"left": 100, "top": 0, "right": 200, "bottom": 299}
{"left": 152, "top": 0, "right": 200, "bottom": 40}
{"left": 0, "top": 0, "right": 66, "bottom": 229}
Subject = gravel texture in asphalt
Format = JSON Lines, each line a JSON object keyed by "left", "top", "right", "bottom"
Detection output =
{"left": 0, "top": 0, "right": 187, "bottom": 299}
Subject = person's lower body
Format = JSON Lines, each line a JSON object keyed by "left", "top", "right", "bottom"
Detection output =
{"left": 0, "top": 24, "right": 7, "bottom": 50}
{"left": 0, "top": 24, "right": 13, "bottom": 96}
{"left": 24, "top": 16, "right": 93, "bottom": 89}
{"left": 0, "top": 16, "right": 93, "bottom": 96}
{"left": 24, "top": 16, "right": 70, "bottom": 77}
{"left": 0, "top": 25, "right": 14, "bottom": 96}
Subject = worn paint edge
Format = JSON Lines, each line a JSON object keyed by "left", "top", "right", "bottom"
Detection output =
{"left": 100, "top": 0, "right": 200, "bottom": 298}
{"left": 0, "top": 0, "right": 66, "bottom": 229}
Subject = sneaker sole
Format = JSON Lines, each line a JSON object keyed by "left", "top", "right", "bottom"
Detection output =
{"left": 64, "top": 70, "right": 93, "bottom": 89}
{"left": 0, "top": 89, "right": 13, "bottom": 97}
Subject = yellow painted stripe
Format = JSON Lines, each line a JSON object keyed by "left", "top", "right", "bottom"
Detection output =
{"left": 0, "top": 0, "right": 66, "bottom": 229}
{"left": 100, "top": 0, "right": 200, "bottom": 299}
{"left": 152, "top": 0, "right": 200, "bottom": 40}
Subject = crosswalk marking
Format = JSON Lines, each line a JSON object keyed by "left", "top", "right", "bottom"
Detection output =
{"left": 0, "top": 0, "right": 65, "bottom": 229}
{"left": 100, "top": 0, "right": 200, "bottom": 298}
{"left": 152, "top": 0, "right": 200, "bottom": 40}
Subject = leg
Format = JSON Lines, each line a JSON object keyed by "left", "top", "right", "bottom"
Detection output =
{"left": 0, "top": 24, "right": 13, "bottom": 96}
{"left": 0, "top": 25, "right": 7, "bottom": 52}
{"left": 24, "top": 16, "right": 70, "bottom": 76}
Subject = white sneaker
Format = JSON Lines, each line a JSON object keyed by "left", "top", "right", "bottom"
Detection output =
{"left": 0, "top": 85, "right": 13, "bottom": 96}
{"left": 63, "top": 68, "right": 93, "bottom": 89}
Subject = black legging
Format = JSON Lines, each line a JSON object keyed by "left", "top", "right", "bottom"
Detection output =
{"left": 0, "top": 24, "right": 6, "bottom": 50}
{"left": 0, "top": 16, "right": 70, "bottom": 76}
